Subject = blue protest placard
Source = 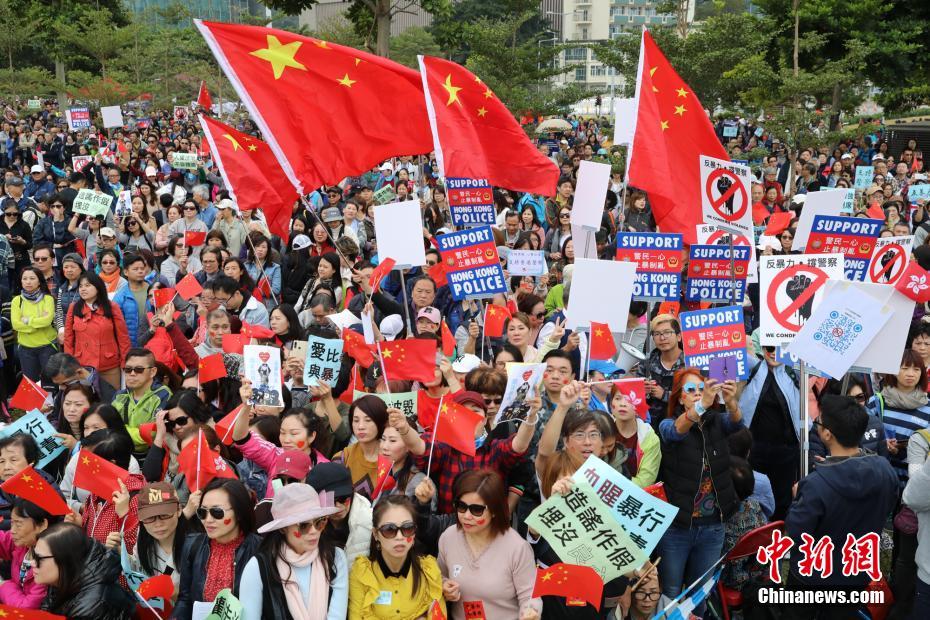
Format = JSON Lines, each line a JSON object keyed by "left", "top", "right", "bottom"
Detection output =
{"left": 572, "top": 455, "right": 678, "bottom": 557}
{"left": 807, "top": 214, "right": 881, "bottom": 281}
{"left": 0, "top": 410, "right": 65, "bottom": 469}
{"left": 303, "top": 335, "right": 344, "bottom": 387}
{"left": 680, "top": 306, "right": 750, "bottom": 380}
{"left": 437, "top": 226, "right": 507, "bottom": 300}
{"left": 722, "top": 124, "right": 738, "bottom": 138}
{"left": 909, "top": 184, "right": 930, "bottom": 204}
{"left": 447, "top": 178, "right": 495, "bottom": 228}
{"left": 685, "top": 244, "right": 750, "bottom": 303}
{"left": 854, "top": 165, "right": 874, "bottom": 190}
{"left": 841, "top": 188, "right": 856, "bottom": 214}
{"left": 615, "top": 232, "right": 683, "bottom": 301}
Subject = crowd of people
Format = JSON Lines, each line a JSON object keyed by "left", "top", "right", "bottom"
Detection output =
{"left": 0, "top": 98, "right": 925, "bottom": 620}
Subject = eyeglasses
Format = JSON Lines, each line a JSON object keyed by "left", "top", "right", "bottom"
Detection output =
{"left": 651, "top": 330, "right": 676, "bottom": 338}
{"left": 634, "top": 590, "right": 661, "bottom": 601}
{"left": 164, "top": 415, "right": 190, "bottom": 431}
{"left": 196, "top": 506, "right": 230, "bottom": 521}
{"left": 141, "top": 512, "right": 175, "bottom": 525}
{"left": 297, "top": 517, "right": 330, "bottom": 533}
{"left": 569, "top": 431, "right": 603, "bottom": 442}
{"left": 183, "top": 206, "right": 197, "bottom": 211}
{"left": 683, "top": 381, "right": 705, "bottom": 394}
{"left": 376, "top": 521, "right": 417, "bottom": 539}
{"left": 123, "top": 365, "right": 153, "bottom": 375}
{"left": 454, "top": 500, "right": 487, "bottom": 517}
{"left": 559, "top": 213, "right": 571, "bottom": 219}
{"left": 34, "top": 256, "right": 51, "bottom": 262}
{"left": 483, "top": 396, "right": 503, "bottom": 405}
{"left": 51, "top": 203, "right": 64, "bottom": 208}
{"left": 32, "top": 553, "right": 54, "bottom": 568}
{"left": 3, "top": 212, "right": 18, "bottom": 218}
{"left": 851, "top": 393, "right": 867, "bottom": 403}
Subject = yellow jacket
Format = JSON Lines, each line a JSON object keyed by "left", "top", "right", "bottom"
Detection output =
{"left": 11, "top": 294, "right": 57, "bottom": 348}
{"left": 349, "top": 554, "right": 445, "bottom": 620}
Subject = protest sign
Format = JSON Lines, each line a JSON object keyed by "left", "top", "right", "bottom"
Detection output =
{"left": 243, "top": 345, "right": 283, "bottom": 407}
{"left": 685, "top": 244, "right": 750, "bottom": 303}
{"left": 173, "top": 105, "right": 189, "bottom": 121}
{"left": 807, "top": 214, "right": 882, "bottom": 281}
{"left": 495, "top": 362, "right": 545, "bottom": 425}
{"left": 0, "top": 410, "right": 65, "bottom": 469}
{"left": 372, "top": 184, "right": 396, "bottom": 205}
{"left": 374, "top": 200, "right": 426, "bottom": 268}
{"left": 722, "top": 124, "right": 738, "bottom": 138}
{"left": 67, "top": 106, "right": 91, "bottom": 130}
{"left": 854, "top": 165, "right": 874, "bottom": 190}
{"left": 758, "top": 254, "right": 845, "bottom": 346}
{"left": 507, "top": 250, "right": 547, "bottom": 276}
{"left": 303, "top": 335, "right": 343, "bottom": 387}
{"left": 613, "top": 98, "right": 636, "bottom": 145}
{"left": 526, "top": 479, "right": 647, "bottom": 583}
{"left": 573, "top": 455, "right": 678, "bottom": 556}
{"left": 171, "top": 152, "right": 199, "bottom": 170}
{"left": 572, "top": 160, "right": 611, "bottom": 231}
{"left": 73, "top": 189, "right": 112, "bottom": 217}
{"left": 115, "top": 191, "right": 132, "bottom": 218}
{"left": 101, "top": 105, "right": 123, "bottom": 129}
{"left": 786, "top": 280, "right": 893, "bottom": 378}
{"left": 355, "top": 390, "right": 418, "bottom": 426}
{"left": 447, "top": 177, "right": 495, "bottom": 227}
{"left": 565, "top": 258, "right": 636, "bottom": 330}
{"left": 868, "top": 235, "right": 913, "bottom": 285}
{"left": 436, "top": 225, "right": 507, "bottom": 300}
{"left": 841, "top": 188, "right": 856, "bottom": 214}
{"left": 26, "top": 98, "right": 41, "bottom": 110}
{"left": 615, "top": 232, "right": 683, "bottom": 301}
{"left": 72, "top": 155, "right": 93, "bottom": 172}
{"left": 792, "top": 188, "right": 847, "bottom": 251}
{"left": 847, "top": 281, "right": 915, "bottom": 374}
{"left": 205, "top": 588, "right": 242, "bottom": 620}
{"left": 699, "top": 156, "right": 753, "bottom": 238}
{"left": 680, "top": 306, "right": 749, "bottom": 380}
{"left": 696, "top": 223, "right": 758, "bottom": 284}
{"left": 909, "top": 184, "right": 930, "bottom": 204}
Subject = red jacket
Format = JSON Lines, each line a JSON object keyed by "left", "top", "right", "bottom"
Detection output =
{"left": 64, "top": 301, "right": 132, "bottom": 371}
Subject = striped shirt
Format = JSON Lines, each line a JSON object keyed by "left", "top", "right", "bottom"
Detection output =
{"left": 871, "top": 396, "right": 930, "bottom": 487}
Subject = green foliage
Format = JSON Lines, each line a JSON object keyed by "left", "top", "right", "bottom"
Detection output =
{"left": 309, "top": 16, "right": 366, "bottom": 49}
{"left": 55, "top": 7, "right": 139, "bottom": 79}
{"left": 0, "top": 66, "right": 54, "bottom": 97}
{"left": 431, "top": 0, "right": 550, "bottom": 61}
{"left": 390, "top": 27, "right": 441, "bottom": 68}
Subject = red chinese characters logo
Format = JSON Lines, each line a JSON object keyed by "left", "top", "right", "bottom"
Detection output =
{"left": 756, "top": 531, "right": 882, "bottom": 582}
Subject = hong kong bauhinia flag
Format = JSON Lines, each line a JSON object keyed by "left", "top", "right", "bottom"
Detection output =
{"left": 626, "top": 29, "right": 729, "bottom": 244}
{"left": 418, "top": 56, "right": 558, "bottom": 196}
{"left": 196, "top": 21, "right": 433, "bottom": 193}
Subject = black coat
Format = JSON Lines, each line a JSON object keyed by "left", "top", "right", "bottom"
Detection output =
{"left": 41, "top": 538, "right": 135, "bottom": 620}
{"left": 172, "top": 532, "right": 262, "bottom": 620}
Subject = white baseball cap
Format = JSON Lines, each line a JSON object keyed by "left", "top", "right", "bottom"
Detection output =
{"left": 291, "top": 234, "right": 312, "bottom": 251}
{"left": 379, "top": 315, "right": 404, "bottom": 340}
{"left": 29, "top": 164, "right": 44, "bottom": 174}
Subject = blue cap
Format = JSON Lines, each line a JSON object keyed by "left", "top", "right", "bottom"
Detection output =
{"left": 588, "top": 359, "right": 620, "bottom": 377}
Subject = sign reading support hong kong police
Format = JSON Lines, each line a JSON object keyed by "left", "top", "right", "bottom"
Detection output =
{"left": 680, "top": 306, "right": 749, "bottom": 380}
{"left": 447, "top": 177, "right": 495, "bottom": 227}
{"left": 686, "top": 244, "right": 750, "bottom": 303}
{"left": 615, "top": 232, "right": 683, "bottom": 301}
{"left": 436, "top": 225, "right": 507, "bottom": 300}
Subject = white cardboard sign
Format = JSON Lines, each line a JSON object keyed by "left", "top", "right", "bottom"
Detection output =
{"left": 101, "top": 105, "right": 124, "bottom": 129}
{"left": 565, "top": 258, "right": 635, "bottom": 330}
{"left": 571, "top": 160, "right": 611, "bottom": 231}
{"left": 374, "top": 199, "right": 426, "bottom": 269}
{"left": 791, "top": 188, "right": 847, "bottom": 252}
{"left": 613, "top": 98, "right": 637, "bottom": 146}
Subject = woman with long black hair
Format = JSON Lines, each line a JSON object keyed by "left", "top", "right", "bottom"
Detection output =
{"left": 127, "top": 482, "right": 191, "bottom": 602}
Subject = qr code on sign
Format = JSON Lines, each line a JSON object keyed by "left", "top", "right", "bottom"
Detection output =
{"left": 812, "top": 310, "right": 862, "bottom": 355}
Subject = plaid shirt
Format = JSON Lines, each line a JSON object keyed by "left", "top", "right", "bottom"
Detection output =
{"left": 414, "top": 433, "right": 527, "bottom": 514}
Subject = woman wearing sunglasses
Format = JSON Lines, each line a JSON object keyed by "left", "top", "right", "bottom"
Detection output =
{"left": 0, "top": 497, "right": 65, "bottom": 608}
{"left": 349, "top": 495, "right": 444, "bottom": 619}
{"left": 126, "top": 482, "right": 190, "bottom": 605}
{"left": 33, "top": 522, "right": 135, "bottom": 620}
{"left": 240, "top": 483, "right": 346, "bottom": 620}
{"left": 656, "top": 368, "right": 742, "bottom": 613}
{"left": 174, "top": 478, "right": 260, "bottom": 620}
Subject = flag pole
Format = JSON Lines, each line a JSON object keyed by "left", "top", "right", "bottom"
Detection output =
{"left": 195, "top": 429, "right": 203, "bottom": 492}
{"left": 426, "top": 396, "right": 443, "bottom": 479}
{"left": 134, "top": 591, "right": 165, "bottom": 620}
{"left": 399, "top": 269, "right": 414, "bottom": 334}
{"left": 376, "top": 341, "right": 392, "bottom": 394}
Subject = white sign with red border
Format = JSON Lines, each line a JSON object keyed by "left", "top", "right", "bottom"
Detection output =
{"left": 699, "top": 155, "right": 752, "bottom": 238}
{"left": 868, "top": 235, "right": 914, "bottom": 285}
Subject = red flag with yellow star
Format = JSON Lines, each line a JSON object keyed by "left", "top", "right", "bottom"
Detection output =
{"left": 627, "top": 30, "right": 729, "bottom": 244}
{"left": 532, "top": 563, "right": 604, "bottom": 611}
{"left": 372, "top": 454, "right": 396, "bottom": 499}
{"left": 432, "top": 399, "right": 484, "bottom": 456}
{"left": 0, "top": 465, "right": 71, "bottom": 516}
{"left": 0, "top": 605, "right": 66, "bottom": 619}
{"left": 418, "top": 56, "right": 558, "bottom": 196}
{"left": 378, "top": 338, "right": 437, "bottom": 384}
{"left": 199, "top": 114, "right": 297, "bottom": 240}
{"left": 198, "top": 353, "right": 227, "bottom": 384}
{"left": 73, "top": 448, "right": 130, "bottom": 500}
{"left": 197, "top": 80, "right": 213, "bottom": 110}
{"left": 195, "top": 21, "right": 433, "bottom": 193}
{"left": 589, "top": 321, "right": 617, "bottom": 361}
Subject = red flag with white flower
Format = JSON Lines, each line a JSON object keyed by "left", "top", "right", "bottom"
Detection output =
{"left": 895, "top": 261, "right": 930, "bottom": 302}
{"left": 612, "top": 377, "right": 649, "bottom": 420}
{"left": 177, "top": 429, "right": 236, "bottom": 493}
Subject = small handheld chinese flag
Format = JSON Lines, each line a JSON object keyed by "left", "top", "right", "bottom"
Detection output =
{"left": 1, "top": 465, "right": 71, "bottom": 516}
{"left": 152, "top": 287, "right": 176, "bottom": 309}
{"left": 752, "top": 202, "right": 771, "bottom": 226}
{"left": 589, "top": 322, "right": 617, "bottom": 361}
{"left": 198, "top": 353, "right": 227, "bottom": 383}
{"left": 369, "top": 257, "right": 396, "bottom": 294}
{"left": 9, "top": 375, "right": 48, "bottom": 412}
{"left": 533, "top": 563, "right": 603, "bottom": 611}
{"left": 896, "top": 262, "right": 930, "bottom": 302}
{"left": 184, "top": 230, "right": 207, "bottom": 247}
{"left": 428, "top": 261, "right": 448, "bottom": 288}
{"left": 372, "top": 455, "right": 396, "bottom": 500}
{"left": 73, "top": 448, "right": 130, "bottom": 500}
{"left": 137, "top": 573, "right": 175, "bottom": 601}
{"left": 0, "top": 605, "right": 66, "bottom": 619}
{"left": 343, "top": 328, "right": 375, "bottom": 367}
{"left": 222, "top": 333, "right": 248, "bottom": 354}
{"left": 428, "top": 600, "right": 446, "bottom": 620}
{"left": 764, "top": 211, "right": 795, "bottom": 236}
{"left": 214, "top": 405, "right": 244, "bottom": 446}
{"left": 197, "top": 80, "right": 213, "bottom": 110}
{"left": 432, "top": 400, "right": 484, "bottom": 456}
{"left": 643, "top": 481, "right": 668, "bottom": 502}
{"left": 241, "top": 321, "right": 275, "bottom": 340}
{"left": 379, "top": 338, "right": 437, "bottom": 384}
{"left": 177, "top": 430, "right": 236, "bottom": 493}
{"left": 440, "top": 321, "right": 456, "bottom": 357}
{"left": 175, "top": 273, "right": 204, "bottom": 301}
{"left": 484, "top": 304, "right": 511, "bottom": 339}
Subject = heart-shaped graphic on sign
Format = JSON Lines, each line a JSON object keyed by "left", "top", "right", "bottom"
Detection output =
{"left": 522, "top": 370, "right": 534, "bottom": 381}
{"left": 258, "top": 352, "right": 271, "bottom": 363}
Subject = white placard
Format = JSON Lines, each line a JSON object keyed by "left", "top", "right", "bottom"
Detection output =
{"left": 101, "top": 105, "right": 124, "bottom": 129}
{"left": 361, "top": 309, "right": 375, "bottom": 344}
{"left": 374, "top": 199, "right": 426, "bottom": 268}
{"left": 851, "top": 286, "right": 916, "bottom": 374}
{"left": 243, "top": 344, "right": 283, "bottom": 407}
{"left": 791, "top": 188, "right": 847, "bottom": 252}
{"left": 613, "top": 98, "right": 637, "bottom": 146}
{"left": 507, "top": 250, "right": 547, "bottom": 276}
{"left": 571, "top": 223, "right": 598, "bottom": 259}
{"left": 571, "top": 160, "right": 611, "bottom": 231}
{"left": 565, "top": 258, "right": 636, "bottom": 330}
{"left": 699, "top": 155, "right": 753, "bottom": 238}
{"left": 495, "top": 362, "right": 546, "bottom": 426}
{"left": 786, "top": 280, "right": 893, "bottom": 379}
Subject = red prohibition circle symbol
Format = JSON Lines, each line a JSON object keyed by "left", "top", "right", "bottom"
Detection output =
{"left": 707, "top": 230, "right": 750, "bottom": 246}
{"left": 766, "top": 263, "right": 830, "bottom": 332}
{"left": 869, "top": 243, "right": 907, "bottom": 284}
{"left": 705, "top": 168, "right": 748, "bottom": 222}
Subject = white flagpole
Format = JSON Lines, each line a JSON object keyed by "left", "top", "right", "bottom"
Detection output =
{"left": 425, "top": 395, "right": 443, "bottom": 479}
{"left": 416, "top": 55, "right": 446, "bottom": 181}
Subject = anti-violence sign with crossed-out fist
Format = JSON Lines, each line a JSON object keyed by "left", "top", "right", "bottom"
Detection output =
{"left": 759, "top": 254, "right": 845, "bottom": 346}
{"left": 868, "top": 235, "right": 914, "bottom": 285}
{"left": 699, "top": 155, "right": 752, "bottom": 239}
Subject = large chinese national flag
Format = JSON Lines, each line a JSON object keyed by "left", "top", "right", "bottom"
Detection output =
{"left": 419, "top": 56, "right": 558, "bottom": 196}
{"left": 196, "top": 21, "right": 433, "bottom": 193}
{"left": 199, "top": 114, "right": 297, "bottom": 240}
{"left": 627, "top": 30, "right": 729, "bottom": 244}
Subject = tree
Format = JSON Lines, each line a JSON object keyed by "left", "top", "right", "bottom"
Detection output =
{"left": 390, "top": 26, "right": 441, "bottom": 68}
{"left": 257, "top": 0, "right": 451, "bottom": 57}
{"left": 431, "top": 0, "right": 549, "bottom": 62}
{"left": 0, "top": 0, "right": 41, "bottom": 70}
{"left": 308, "top": 16, "right": 366, "bottom": 49}
{"left": 56, "top": 6, "right": 138, "bottom": 79}
{"left": 656, "top": 0, "right": 692, "bottom": 38}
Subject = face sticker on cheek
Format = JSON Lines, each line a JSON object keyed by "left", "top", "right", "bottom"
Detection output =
{"left": 294, "top": 530, "right": 302, "bottom": 538}
{"left": 296, "top": 440, "right": 306, "bottom": 449}
{"left": 223, "top": 518, "right": 232, "bottom": 525}
{"left": 563, "top": 378, "right": 570, "bottom": 384}
{"left": 475, "top": 518, "right": 486, "bottom": 525}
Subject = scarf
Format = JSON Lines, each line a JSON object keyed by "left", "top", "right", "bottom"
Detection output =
{"left": 276, "top": 544, "right": 329, "bottom": 620}
{"left": 99, "top": 268, "right": 122, "bottom": 294}
{"left": 20, "top": 288, "right": 44, "bottom": 303}
{"left": 882, "top": 386, "right": 928, "bottom": 410}
{"left": 203, "top": 532, "right": 244, "bottom": 602}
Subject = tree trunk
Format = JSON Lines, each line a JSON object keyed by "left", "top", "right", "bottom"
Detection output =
{"left": 830, "top": 82, "right": 841, "bottom": 131}
{"left": 55, "top": 57, "right": 67, "bottom": 111}
{"left": 677, "top": 0, "right": 689, "bottom": 39}
{"left": 375, "top": 0, "right": 391, "bottom": 58}
{"left": 792, "top": 0, "right": 800, "bottom": 77}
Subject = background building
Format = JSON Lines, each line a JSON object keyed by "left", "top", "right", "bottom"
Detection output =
{"left": 297, "top": 0, "right": 435, "bottom": 36}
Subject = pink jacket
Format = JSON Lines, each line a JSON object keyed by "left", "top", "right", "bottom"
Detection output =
{"left": 0, "top": 530, "right": 46, "bottom": 609}
{"left": 239, "top": 432, "right": 329, "bottom": 497}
